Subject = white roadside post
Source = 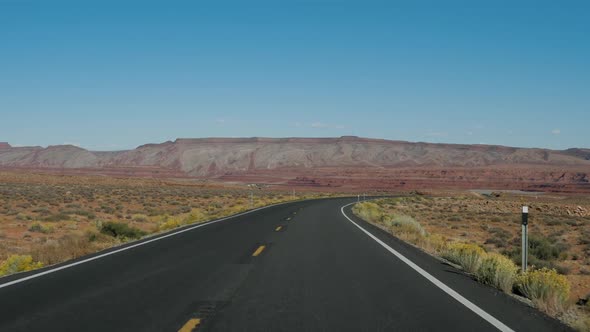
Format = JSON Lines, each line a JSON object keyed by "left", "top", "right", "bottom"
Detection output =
{"left": 247, "top": 184, "right": 254, "bottom": 209}
{"left": 521, "top": 206, "right": 529, "bottom": 273}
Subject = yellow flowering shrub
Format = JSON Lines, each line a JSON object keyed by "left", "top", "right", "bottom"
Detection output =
{"left": 443, "top": 242, "right": 486, "bottom": 273}
{"left": 476, "top": 252, "right": 517, "bottom": 293}
{"left": 0, "top": 255, "right": 44, "bottom": 276}
{"left": 517, "top": 267, "right": 570, "bottom": 314}
{"left": 423, "top": 233, "right": 448, "bottom": 255}
{"left": 352, "top": 202, "right": 384, "bottom": 224}
{"left": 158, "top": 216, "right": 183, "bottom": 231}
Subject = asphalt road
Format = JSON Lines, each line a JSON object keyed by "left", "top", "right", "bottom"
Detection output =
{"left": 0, "top": 198, "right": 571, "bottom": 331}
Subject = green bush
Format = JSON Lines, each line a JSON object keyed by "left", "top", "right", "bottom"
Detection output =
{"left": 516, "top": 267, "right": 570, "bottom": 315}
{"left": 529, "top": 234, "right": 568, "bottom": 261}
{"left": 100, "top": 222, "right": 146, "bottom": 239}
{"left": 0, "top": 255, "right": 44, "bottom": 276}
{"left": 476, "top": 252, "right": 517, "bottom": 293}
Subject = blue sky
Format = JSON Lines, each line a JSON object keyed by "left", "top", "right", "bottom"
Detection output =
{"left": 1, "top": 0, "right": 588, "bottom": 150}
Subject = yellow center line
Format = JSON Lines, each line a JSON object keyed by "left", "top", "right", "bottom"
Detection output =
{"left": 275, "top": 226, "right": 282, "bottom": 232}
{"left": 178, "top": 318, "right": 201, "bottom": 332}
{"left": 252, "top": 245, "right": 266, "bottom": 257}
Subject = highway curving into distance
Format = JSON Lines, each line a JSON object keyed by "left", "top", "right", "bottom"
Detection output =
{"left": 0, "top": 198, "right": 571, "bottom": 331}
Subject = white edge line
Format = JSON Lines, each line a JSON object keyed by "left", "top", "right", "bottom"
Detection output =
{"left": 0, "top": 199, "right": 312, "bottom": 290}
{"left": 341, "top": 202, "right": 515, "bottom": 332}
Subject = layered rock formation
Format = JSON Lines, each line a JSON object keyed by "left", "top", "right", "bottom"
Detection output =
{"left": 0, "top": 137, "right": 588, "bottom": 192}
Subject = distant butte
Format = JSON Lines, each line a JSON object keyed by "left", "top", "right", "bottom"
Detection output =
{"left": 0, "top": 137, "right": 588, "bottom": 193}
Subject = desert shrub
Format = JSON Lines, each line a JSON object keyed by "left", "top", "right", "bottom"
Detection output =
{"left": 100, "top": 222, "right": 146, "bottom": 239}
{"left": 147, "top": 208, "right": 166, "bottom": 216}
{"left": 31, "top": 233, "right": 113, "bottom": 265}
{"left": 32, "top": 207, "right": 51, "bottom": 216}
{"left": 489, "top": 227, "right": 511, "bottom": 238}
{"left": 57, "top": 235, "right": 98, "bottom": 259}
{"left": 86, "top": 230, "right": 101, "bottom": 242}
{"left": 132, "top": 214, "right": 149, "bottom": 222}
{"left": 44, "top": 212, "right": 70, "bottom": 222}
{"left": 177, "top": 206, "right": 192, "bottom": 214}
{"left": 506, "top": 249, "right": 572, "bottom": 275}
{"left": 63, "top": 209, "right": 96, "bottom": 220}
{"left": 506, "top": 234, "right": 572, "bottom": 271}
{"left": 448, "top": 215, "right": 462, "bottom": 222}
{"left": 490, "top": 216, "right": 502, "bottom": 222}
{"left": 15, "top": 213, "right": 32, "bottom": 221}
{"left": 16, "top": 202, "right": 31, "bottom": 209}
{"left": 391, "top": 215, "right": 426, "bottom": 237}
{"left": 6, "top": 209, "right": 20, "bottom": 216}
{"left": 28, "top": 222, "right": 53, "bottom": 234}
{"left": 158, "top": 217, "right": 182, "bottom": 231}
{"left": 99, "top": 205, "right": 115, "bottom": 214}
{"left": 516, "top": 268, "right": 570, "bottom": 313}
{"left": 0, "top": 255, "right": 44, "bottom": 276}
{"left": 571, "top": 317, "right": 590, "bottom": 332}
{"left": 485, "top": 236, "right": 509, "bottom": 248}
{"left": 543, "top": 218, "right": 561, "bottom": 226}
{"left": 476, "top": 252, "right": 517, "bottom": 293}
{"left": 516, "top": 267, "right": 570, "bottom": 314}
{"left": 529, "top": 234, "right": 567, "bottom": 261}
{"left": 423, "top": 233, "right": 448, "bottom": 255}
{"left": 186, "top": 209, "right": 207, "bottom": 223}
{"left": 443, "top": 242, "right": 486, "bottom": 274}
{"left": 352, "top": 202, "right": 385, "bottom": 224}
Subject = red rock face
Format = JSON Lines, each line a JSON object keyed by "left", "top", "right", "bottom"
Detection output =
{"left": 0, "top": 137, "right": 589, "bottom": 193}
{"left": 0, "top": 142, "right": 11, "bottom": 149}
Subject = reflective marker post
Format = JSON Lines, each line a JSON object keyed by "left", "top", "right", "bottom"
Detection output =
{"left": 522, "top": 206, "right": 529, "bottom": 273}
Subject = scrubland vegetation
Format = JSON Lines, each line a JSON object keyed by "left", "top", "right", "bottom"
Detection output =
{"left": 0, "top": 172, "right": 331, "bottom": 277}
{"left": 353, "top": 194, "right": 590, "bottom": 331}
